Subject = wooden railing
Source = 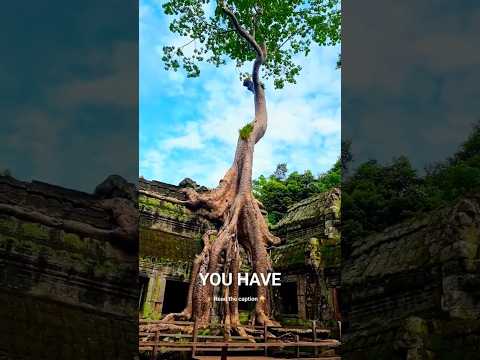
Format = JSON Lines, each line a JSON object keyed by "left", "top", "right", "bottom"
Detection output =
{"left": 139, "top": 319, "right": 340, "bottom": 359}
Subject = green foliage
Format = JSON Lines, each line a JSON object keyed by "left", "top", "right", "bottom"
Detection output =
{"left": 425, "top": 122, "right": 480, "bottom": 201}
{"left": 278, "top": 316, "right": 312, "bottom": 327}
{"left": 273, "top": 163, "right": 288, "bottom": 180}
{"left": 198, "top": 328, "right": 212, "bottom": 336}
{"left": 239, "top": 123, "right": 254, "bottom": 140}
{"left": 238, "top": 310, "right": 250, "bottom": 324}
{"left": 342, "top": 156, "right": 427, "bottom": 241}
{"left": 142, "top": 303, "right": 162, "bottom": 320}
{"left": 343, "top": 122, "right": 480, "bottom": 244}
{"left": 161, "top": 0, "right": 340, "bottom": 88}
{"left": 253, "top": 160, "right": 340, "bottom": 224}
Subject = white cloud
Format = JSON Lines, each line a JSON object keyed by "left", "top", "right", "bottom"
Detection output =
{"left": 140, "top": 148, "right": 165, "bottom": 180}
{"left": 313, "top": 116, "right": 341, "bottom": 135}
{"left": 163, "top": 122, "right": 204, "bottom": 150}
{"left": 140, "top": 0, "right": 340, "bottom": 187}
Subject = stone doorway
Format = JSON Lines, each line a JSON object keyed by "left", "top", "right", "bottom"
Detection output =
{"left": 238, "top": 284, "right": 256, "bottom": 311}
{"left": 280, "top": 281, "right": 298, "bottom": 315}
{"left": 162, "top": 279, "right": 189, "bottom": 314}
{"left": 138, "top": 274, "right": 149, "bottom": 311}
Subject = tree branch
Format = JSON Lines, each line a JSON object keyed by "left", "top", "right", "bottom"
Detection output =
{"left": 220, "top": 3, "right": 265, "bottom": 62}
{"left": 178, "top": 38, "right": 196, "bottom": 50}
{"left": 178, "top": 29, "right": 234, "bottom": 50}
{"left": 278, "top": 32, "right": 296, "bottom": 51}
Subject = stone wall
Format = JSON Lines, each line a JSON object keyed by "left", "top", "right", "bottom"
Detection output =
{"left": 342, "top": 194, "right": 480, "bottom": 359}
{"left": 138, "top": 178, "right": 214, "bottom": 319}
{"left": 0, "top": 175, "right": 138, "bottom": 359}
{"left": 271, "top": 188, "right": 341, "bottom": 325}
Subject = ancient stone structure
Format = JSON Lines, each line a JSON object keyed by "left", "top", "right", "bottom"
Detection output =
{"left": 0, "top": 175, "right": 138, "bottom": 359}
{"left": 270, "top": 188, "right": 341, "bottom": 326}
{"left": 342, "top": 193, "right": 480, "bottom": 359}
{"left": 139, "top": 178, "right": 341, "bottom": 328}
{"left": 138, "top": 178, "right": 214, "bottom": 320}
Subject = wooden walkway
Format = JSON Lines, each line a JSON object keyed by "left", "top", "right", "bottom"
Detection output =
{"left": 140, "top": 319, "right": 340, "bottom": 359}
{"left": 193, "top": 357, "right": 341, "bottom": 360}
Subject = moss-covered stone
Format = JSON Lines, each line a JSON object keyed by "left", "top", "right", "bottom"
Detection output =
{"left": 0, "top": 290, "right": 136, "bottom": 359}
{"left": 139, "top": 194, "right": 196, "bottom": 222}
{"left": 143, "top": 302, "right": 153, "bottom": 319}
{"left": 461, "top": 225, "right": 479, "bottom": 259}
{"left": 273, "top": 188, "right": 340, "bottom": 231}
{"left": 343, "top": 194, "right": 480, "bottom": 360}
{"left": 140, "top": 227, "right": 202, "bottom": 264}
{"left": 320, "top": 244, "right": 341, "bottom": 268}
{"left": 21, "top": 222, "right": 50, "bottom": 240}
{"left": 62, "top": 232, "right": 85, "bottom": 250}
{"left": 271, "top": 240, "right": 309, "bottom": 270}
{"left": 0, "top": 216, "right": 17, "bottom": 235}
{"left": 271, "top": 237, "right": 341, "bottom": 271}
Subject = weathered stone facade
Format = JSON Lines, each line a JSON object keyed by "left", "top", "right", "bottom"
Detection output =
{"left": 139, "top": 179, "right": 214, "bottom": 319}
{"left": 270, "top": 188, "right": 341, "bottom": 326}
{"left": 0, "top": 175, "right": 138, "bottom": 359}
{"left": 342, "top": 194, "right": 480, "bottom": 359}
{"left": 139, "top": 178, "right": 341, "bottom": 328}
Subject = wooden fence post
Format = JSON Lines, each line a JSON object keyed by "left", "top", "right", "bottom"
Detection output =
{"left": 295, "top": 334, "right": 300, "bottom": 358}
{"left": 312, "top": 320, "right": 318, "bottom": 356}
{"left": 264, "top": 323, "right": 268, "bottom": 356}
{"left": 221, "top": 322, "right": 229, "bottom": 360}
{"left": 151, "top": 329, "right": 159, "bottom": 360}
{"left": 192, "top": 319, "right": 198, "bottom": 358}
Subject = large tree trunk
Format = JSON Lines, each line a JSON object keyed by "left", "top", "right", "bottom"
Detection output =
{"left": 158, "top": 5, "right": 280, "bottom": 333}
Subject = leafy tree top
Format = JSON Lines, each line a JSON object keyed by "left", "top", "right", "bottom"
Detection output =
{"left": 253, "top": 160, "right": 340, "bottom": 224}
{"left": 162, "top": 0, "right": 341, "bottom": 88}
{"left": 342, "top": 121, "right": 480, "bottom": 244}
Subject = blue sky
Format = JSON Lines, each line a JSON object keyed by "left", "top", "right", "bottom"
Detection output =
{"left": 140, "top": 0, "right": 341, "bottom": 188}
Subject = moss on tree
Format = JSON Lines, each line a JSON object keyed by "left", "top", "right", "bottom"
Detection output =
{"left": 239, "top": 123, "right": 254, "bottom": 140}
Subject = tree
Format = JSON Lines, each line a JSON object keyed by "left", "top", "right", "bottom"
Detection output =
{"left": 341, "top": 140, "right": 352, "bottom": 172}
{"left": 253, "top": 161, "right": 341, "bottom": 224}
{"left": 342, "top": 121, "right": 480, "bottom": 257}
{"left": 273, "top": 163, "right": 288, "bottom": 180}
{"left": 342, "top": 157, "right": 426, "bottom": 242}
{"left": 156, "top": 0, "right": 340, "bottom": 334}
{"left": 425, "top": 121, "right": 480, "bottom": 202}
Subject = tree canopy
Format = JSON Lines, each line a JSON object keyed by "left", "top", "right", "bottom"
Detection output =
{"left": 161, "top": 0, "right": 340, "bottom": 88}
{"left": 342, "top": 121, "right": 480, "bottom": 246}
{"left": 253, "top": 160, "right": 341, "bottom": 224}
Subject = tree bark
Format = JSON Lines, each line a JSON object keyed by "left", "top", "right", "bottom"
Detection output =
{"left": 160, "top": 4, "right": 280, "bottom": 332}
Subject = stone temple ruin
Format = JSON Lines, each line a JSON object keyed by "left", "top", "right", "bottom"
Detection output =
{"left": 0, "top": 175, "right": 138, "bottom": 359}
{"left": 2, "top": 171, "right": 477, "bottom": 359}
{"left": 138, "top": 177, "right": 342, "bottom": 329}
{"left": 342, "top": 193, "right": 480, "bottom": 359}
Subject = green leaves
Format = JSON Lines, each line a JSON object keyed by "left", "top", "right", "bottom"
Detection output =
{"left": 161, "top": 0, "right": 340, "bottom": 88}
{"left": 253, "top": 160, "right": 341, "bottom": 224}
{"left": 343, "top": 122, "right": 480, "bottom": 242}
